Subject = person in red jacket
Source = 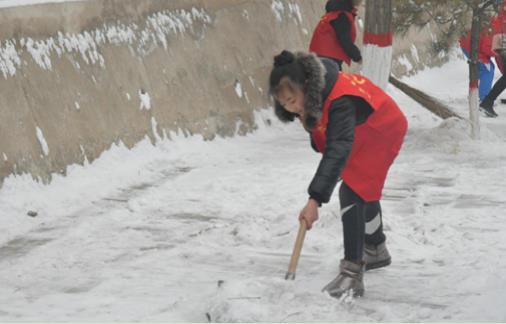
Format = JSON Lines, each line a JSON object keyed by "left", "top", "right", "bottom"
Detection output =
{"left": 459, "top": 27, "right": 495, "bottom": 110}
{"left": 269, "top": 50, "right": 407, "bottom": 298}
{"left": 309, "top": 0, "right": 362, "bottom": 70}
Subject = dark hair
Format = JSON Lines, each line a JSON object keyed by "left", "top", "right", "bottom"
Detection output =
{"left": 268, "top": 50, "right": 307, "bottom": 123}
{"left": 325, "top": 0, "right": 354, "bottom": 13}
{"left": 269, "top": 50, "right": 307, "bottom": 96}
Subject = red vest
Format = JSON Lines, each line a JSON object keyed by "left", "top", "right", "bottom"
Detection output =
{"left": 309, "top": 11, "right": 357, "bottom": 65}
{"left": 311, "top": 73, "right": 408, "bottom": 202}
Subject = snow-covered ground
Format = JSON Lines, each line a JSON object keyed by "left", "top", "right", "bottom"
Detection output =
{"left": 1, "top": 54, "right": 506, "bottom": 322}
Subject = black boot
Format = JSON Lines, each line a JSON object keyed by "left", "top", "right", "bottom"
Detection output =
{"left": 480, "top": 100, "right": 499, "bottom": 118}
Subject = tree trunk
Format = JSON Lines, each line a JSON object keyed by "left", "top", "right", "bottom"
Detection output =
{"left": 469, "top": 8, "right": 481, "bottom": 140}
{"left": 362, "top": 0, "right": 392, "bottom": 90}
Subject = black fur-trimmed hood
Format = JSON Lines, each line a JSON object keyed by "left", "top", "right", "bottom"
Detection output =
{"left": 273, "top": 52, "right": 326, "bottom": 130}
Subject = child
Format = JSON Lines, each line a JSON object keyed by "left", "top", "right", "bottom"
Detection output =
{"left": 269, "top": 50, "right": 407, "bottom": 298}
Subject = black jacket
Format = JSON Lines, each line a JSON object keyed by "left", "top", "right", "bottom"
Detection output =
{"left": 308, "top": 58, "right": 373, "bottom": 204}
{"left": 325, "top": 0, "right": 362, "bottom": 63}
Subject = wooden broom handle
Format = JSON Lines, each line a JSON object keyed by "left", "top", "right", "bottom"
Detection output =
{"left": 285, "top": 220, "right": 307, "bottom": 280}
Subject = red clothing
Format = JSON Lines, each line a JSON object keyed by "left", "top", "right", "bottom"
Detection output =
{"left": 492, "top": 0, "right": 506, "bottom": 34}
{"left": 309, "top": 11, "right": 357, "bottom": 65}
{"left": 311, "top": 73, "right": 407, "bottom": 202}
{"left": 459, "top": 30, "right": 494, "bottom": 64}
{"left": 491, "top": 16, "right": 506, "bottom": 35}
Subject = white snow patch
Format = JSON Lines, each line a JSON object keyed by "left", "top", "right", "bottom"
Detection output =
{"left": 288, "top": 3, "right": 302, "bottom": 24}
{"left": 35, "top": 126, "right": 49, "bottom": 156}
{"left": 234, "top": 80, "right": 243, "bottom": 98}
{"left": 271, "top": 0, "right": 302, "bottom": 24}
{"left": 151, "top": 116, "right": 162, "bottom": 142}
{"left": 271, "top": 0, "right": 284, "bottom": 22}
{"left": 79, "top": 144, "right": 87, "bottom": 160}
{"left": 397, "top": 54, "right": 413, "bottom": 73}
{"left": 0, "top": 40, "right": 21, "bottom": 78}
{"left": 139, "top": 90, "right": 151, "bottom": 110}
{"left": 410, "top": 44, "right": 420, "bottom": 63}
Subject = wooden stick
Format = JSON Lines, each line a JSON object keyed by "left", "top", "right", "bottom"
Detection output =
{"left": 285, "top": 220, "right": 307, "bottom": 280}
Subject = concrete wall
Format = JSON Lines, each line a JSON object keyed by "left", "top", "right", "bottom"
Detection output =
{"left": 0, "top": 0, "right": 326, "bottom": 184}
{"left": 0, "top": 0, "right": 448, "bottom": 185}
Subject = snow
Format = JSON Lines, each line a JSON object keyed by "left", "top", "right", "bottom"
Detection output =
{"left": 151, "top": 117, "right": 162, "bottom": 143}
{"left": 139, "top": 90, "right": 151, "bottom": 111}
{"left": 0, "top": 7, "right": 212, "bottom": 78}
{"left": 35, "top": 126, "right": 49, "bottom": 156}
{"left": 288, "top": 3, "right": 303, "bottom": 24}
{"left": 271, "top": 0, "right": 284, "bottom": 23}
{"left": 271, "top": 0, "right": 302, "bottom": 24}
{"left": 410, "top": 44, "right": 420, "bottom": 63}
{"left": 234, "top": 80, "right": 243, "bottom": 98}
{"left": 1, "top": 54, "right": 506, "bottom": 321}
{"left": 397, "top": 54, "right": 413, "bottom": 73}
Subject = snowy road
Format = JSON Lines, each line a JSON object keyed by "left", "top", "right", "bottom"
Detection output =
{"left": 1, "top": 57, "right": 506, "bottom": 321}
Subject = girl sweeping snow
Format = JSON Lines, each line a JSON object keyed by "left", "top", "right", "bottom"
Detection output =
{"left": 269, "top": 50, "right": 407, "bottom": 298}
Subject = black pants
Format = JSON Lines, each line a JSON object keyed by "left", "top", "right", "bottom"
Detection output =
{"left": 482, "top": 75, "right": 506, "bottom": 104}
{"left": 483, "top": 54, "right": 506, "bottom": 104}
{"left": 339, "top": 182, "right": 386, "bottom": 262}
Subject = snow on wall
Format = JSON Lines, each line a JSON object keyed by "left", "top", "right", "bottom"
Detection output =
{"left": 35, "top": 126, "right": 49, "bottom": 156}
{"left": 271, "top": 0, "right": 302, "bottom": 24}
{"left": 234, "top": 80, "right": 243, "bottom": 98}
{"left": 0, "top": 7, "right": 212, "bottom": 78}
{"left": 139, "top": 90, "right": 151, "bottom": 111}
